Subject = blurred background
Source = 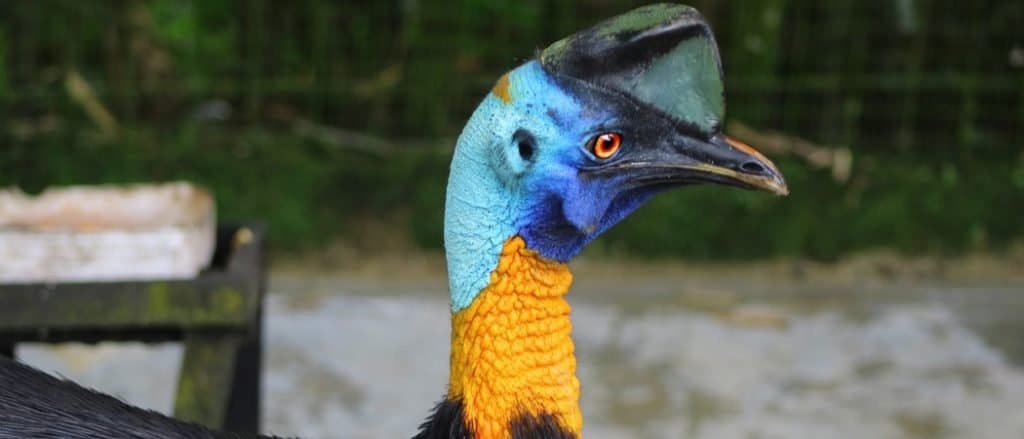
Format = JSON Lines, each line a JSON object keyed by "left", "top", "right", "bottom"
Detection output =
{"left": 3, "top": 0, "right": 1024, "bottom": 438}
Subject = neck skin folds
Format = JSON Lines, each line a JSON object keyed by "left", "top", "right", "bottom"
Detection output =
{"left": 447, "top": 236, "right": 581, "bottom": 439}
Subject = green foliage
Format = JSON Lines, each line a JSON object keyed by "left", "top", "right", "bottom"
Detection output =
{"left": 1, "top": 0, "right": 1022, "bottom": 259}
{"left": 5, "top": 125, "right": 1021, "bottom": 259}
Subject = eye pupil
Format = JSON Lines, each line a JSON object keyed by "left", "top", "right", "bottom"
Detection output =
{"left": 518, "top": 140, "right": 534, "bottom": 160}
{"left": 590, "top": 132, "right": 621, "bottom": 159}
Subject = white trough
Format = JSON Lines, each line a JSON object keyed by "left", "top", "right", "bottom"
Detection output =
{"left": 0, "top": 182, "right": 216, "bottom": 283}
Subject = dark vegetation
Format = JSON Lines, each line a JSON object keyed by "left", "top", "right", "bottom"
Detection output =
{"left": 1, "top": 0, "right": 1022, "bottom": 260}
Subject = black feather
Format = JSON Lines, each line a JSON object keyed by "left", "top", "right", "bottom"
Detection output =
{"left": 0, "top": 356, "right": 287, "bottom": 439}
{"left": 509, "top": 412, "right": 576, "bottom": 439}
{"left": 411, "top": 397, "right": 472, "bottom": 439}
{"left": 411, "top": 397, "right": 577, "bottom": 439}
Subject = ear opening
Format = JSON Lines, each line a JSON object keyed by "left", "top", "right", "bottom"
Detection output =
{"left": 514, "top": 129, "right": 537, "bottom": 161}
{"left": 492, "top": 128, "right": 536, "bottom": 181}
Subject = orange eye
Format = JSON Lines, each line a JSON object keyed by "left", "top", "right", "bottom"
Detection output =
{"left": 589, "top": 133, "right": 622, "bottom": 159}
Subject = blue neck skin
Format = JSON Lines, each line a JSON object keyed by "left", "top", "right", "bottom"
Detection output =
{"left": 443, "top": 61, "right": 657, "bottom": 312}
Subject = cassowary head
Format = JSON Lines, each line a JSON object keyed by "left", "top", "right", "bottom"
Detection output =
{"left": 444, "top": 3, "right": 787, "bottom": 310}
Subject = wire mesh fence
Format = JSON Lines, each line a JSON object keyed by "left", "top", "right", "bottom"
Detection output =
{"left": 1, "top": 0, "right": 1021, "bottom": 256}
{"left": 2, "top": 0, "right": 1020, "bottom": 147}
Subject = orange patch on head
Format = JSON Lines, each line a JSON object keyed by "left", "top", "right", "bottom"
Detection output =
{"left": 492, "top": 73, "right": 512, "bottom": 104}
{"left": 448, "top": 236, "right": 581, "bottom": 439}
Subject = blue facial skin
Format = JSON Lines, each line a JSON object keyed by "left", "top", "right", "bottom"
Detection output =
{"left": 443, "top": 61, "right": 662, "bottom": 312}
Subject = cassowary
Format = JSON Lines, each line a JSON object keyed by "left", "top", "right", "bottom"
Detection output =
{"left": 0, "top": 4, "right": 786, "bottom": 439}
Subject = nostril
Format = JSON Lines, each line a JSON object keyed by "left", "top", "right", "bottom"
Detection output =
{"left": 739, "top": 160, "right": 767, "bottom": 174}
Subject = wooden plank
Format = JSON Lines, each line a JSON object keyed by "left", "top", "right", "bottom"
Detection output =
{"left": 0, "top": 328, "right": 184, "bottom": 345}
{"left": 223, "top": 223, "right": 267, "bottom": 435}
{"left": 0, "top": 274, "right": 258, "bottom": 331}
{"left": 0, "top": 223, "right": 268, "bottom": 430}
{"left": 223, "top": 311, "right": 263, "bottom": 434}
{"left": 174, "top": 332, "right": 243, "bottom": 429}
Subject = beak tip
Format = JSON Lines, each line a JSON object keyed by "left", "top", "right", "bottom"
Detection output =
{"left": 770, "top": 176, "right": 789, "bottom": 196}
{"left": 756, "top": 179, "right": 788, "bottom": 197}
{"left": 721, "top": 135, "right": 789, "bottom": 196}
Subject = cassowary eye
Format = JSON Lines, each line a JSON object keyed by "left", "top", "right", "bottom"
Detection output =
{"left": 588, "top": 132, "right": 622, "bottom": 160}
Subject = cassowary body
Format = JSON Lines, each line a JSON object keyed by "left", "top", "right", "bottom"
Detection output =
{"left": 0, "top": 356, "right": 281, "bottom": 439}
{"left": 0, "top": 4, "right": 786, "bottom": 439}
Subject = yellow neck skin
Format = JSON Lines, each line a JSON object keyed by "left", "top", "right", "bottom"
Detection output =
{"left": 448, "top": 236, "right": 581, "bottom": 439}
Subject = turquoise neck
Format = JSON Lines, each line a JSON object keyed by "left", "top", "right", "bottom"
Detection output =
{"left": 443, "top": 61, "right": 560, "bottom": 312}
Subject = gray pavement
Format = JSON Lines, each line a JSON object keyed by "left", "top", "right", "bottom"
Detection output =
{"left": 17, "top": 274, "right": 1024, "bottom": 439}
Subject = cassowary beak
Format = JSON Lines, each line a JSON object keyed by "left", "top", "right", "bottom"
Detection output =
{"left": 675, "top": 134, "right": 789, "bottom": 196}
{"left": 592, "top": 131, "right": 788, "bottom": 196}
